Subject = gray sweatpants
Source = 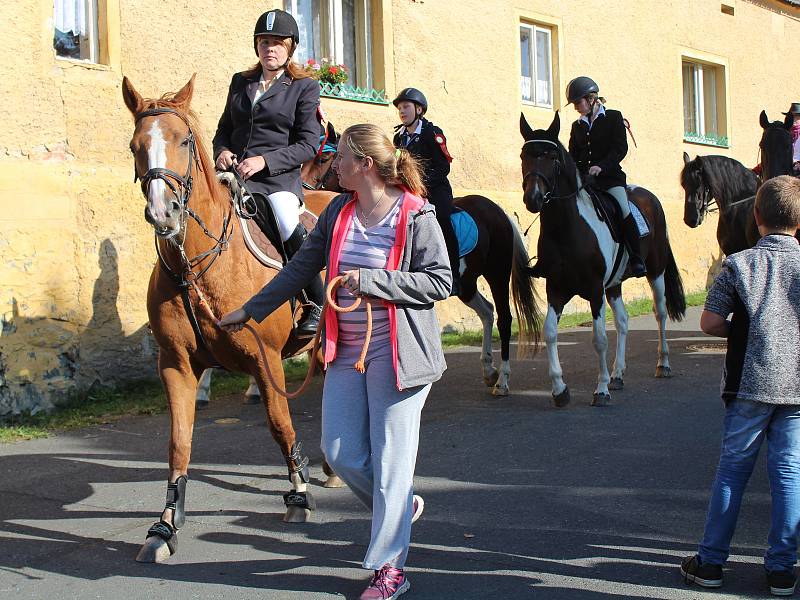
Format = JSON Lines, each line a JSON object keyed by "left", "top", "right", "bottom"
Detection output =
{"left": 321, "top": 341, "right": 430, "bottom": 570}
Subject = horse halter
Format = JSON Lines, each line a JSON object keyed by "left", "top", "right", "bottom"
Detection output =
{"left": 522, "top": 139, "right": 582, "bottom": 202}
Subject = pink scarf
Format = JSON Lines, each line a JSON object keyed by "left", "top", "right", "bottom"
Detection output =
{"left": 791, "top": 122, "right": 800, "bottom": 144}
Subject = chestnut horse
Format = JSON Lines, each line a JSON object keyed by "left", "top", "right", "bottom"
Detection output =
{"left": 680, "top": 153, "right": 759, "bottom": 255}
{"left": 520, "top": 112, "right": 686, "bottom": 407}
{"left": 123, "top": 75, "right": 336, "bottom": 564}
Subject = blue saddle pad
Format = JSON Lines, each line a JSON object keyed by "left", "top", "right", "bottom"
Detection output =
{"left": 451, "top": 208, "right": 478, "bottom": 257}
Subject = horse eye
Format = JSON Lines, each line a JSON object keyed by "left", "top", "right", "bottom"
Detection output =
{"left": 180, "top": 137, "right": 190, "bottom": 147}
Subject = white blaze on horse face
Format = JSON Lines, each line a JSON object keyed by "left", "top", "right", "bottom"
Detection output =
{"left": 146, "top": 118, "right": 169, "bottom": 221}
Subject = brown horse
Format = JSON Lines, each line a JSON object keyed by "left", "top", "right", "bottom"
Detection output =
{"left": 123, "top": 74, "right": 336, "bottom": 564}
{"left": 520, "top": 112, "right": 686, "bottom": 407}
{"left": 759, "top": 109, "right": 795, "bottom": 181}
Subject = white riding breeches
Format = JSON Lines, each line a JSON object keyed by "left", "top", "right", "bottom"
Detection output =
{"left": 267, "top": 190, "right": 301, "bottom": 241}
{"left": 607, "top": 186, "right": 631, "bottom": 219}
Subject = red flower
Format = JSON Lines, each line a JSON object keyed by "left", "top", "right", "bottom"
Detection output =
{"left": 307, "top": 58, "right": 315, "bottom": 65}
{"left": 329, "top": 66, "right": 339, "bottom": 75}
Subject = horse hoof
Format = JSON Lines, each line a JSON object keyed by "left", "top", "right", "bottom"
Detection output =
{"left": 483, "top": 370, "right": 500, "bottom": 387}
{"left": 491, "top": 384, "right": 509, "bottom": 397}
{"left": 243, "top": 393, "right": 261, "bottom": 405}
{"left": 608, "top": 377, "right": 624, "bottom": 391}
{"left": 655, "top": 366, "right": 672, "bottom": 378}
{"left": 323, "top": 474, "right": 346, "bottom": 488}
{"left": 135, "top": 536, "right": 172, "bottom": 563}
{"left": 552, "top": 387, "right": 570, "bottom": 408}
{"left": 196, "top": 399, "right": 209, "bottom": 410}
{"left": 591, "top": 392, "right": 611, "bottom": 407}
{"left": 283, "top": 506, "right": 312, "bottom": 523}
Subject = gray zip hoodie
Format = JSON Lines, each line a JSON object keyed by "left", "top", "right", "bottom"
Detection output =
{"left": 243, "top": 192, "right": 452, "bottom": 389}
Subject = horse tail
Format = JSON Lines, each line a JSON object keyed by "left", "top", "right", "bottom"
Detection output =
{"left": 663, "top": 240, "right": 687, "bottom": 322}
{"left": 509, "top": 215, "right": 542, "bottom": 357}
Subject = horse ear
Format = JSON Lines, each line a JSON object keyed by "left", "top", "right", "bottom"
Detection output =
{"left": 759, "top": 109, "right": 769, "bottom": 129}
{"left": 546, "top": 111, "right": 561, "bottom": 137}
{"left": 122, "top": 76, "right": 144, "bottom": 116}
{"left": 327, "top": 120, "right": 337, "bottom": 143}
{"left": 520, "top": 113, "right": 535, "bottom": 140}
{"left": 683, "top": 151, "right": 690, "bottom": 165}
{"left": 173, "top": 73, "right": 196, "bottom": 110}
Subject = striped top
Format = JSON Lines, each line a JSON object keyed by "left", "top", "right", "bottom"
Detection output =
{"left": 336, "top": 199, "right": 402, "bottom": 347}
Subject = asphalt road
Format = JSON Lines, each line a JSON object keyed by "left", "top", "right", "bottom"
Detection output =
{"left": 0, "top": 307, "right": 778, "bottom": 599}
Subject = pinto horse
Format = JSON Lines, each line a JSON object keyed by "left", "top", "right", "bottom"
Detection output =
{"left": 520, "top": 112, "right": 686, "bottom": 407}
{"left": 759, "top": 109, "right": 795, "bottom": 181}
{"left": 681, "top": 153, "right": 759, "bottom": 255}
{"left": 123, "top": 75, "right": 337, "bottom": 564}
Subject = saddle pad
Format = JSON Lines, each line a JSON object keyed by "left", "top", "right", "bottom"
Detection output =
{"left": 239, "top": 208, "right": 318, "bottom": 270}
{"left": 451, "top": 208, "right": 478, "bottom": 257}
{"left": 627, "top": 195, "right": 650, "bottom": 238}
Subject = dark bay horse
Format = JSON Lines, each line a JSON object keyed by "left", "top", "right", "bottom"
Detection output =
{"left": 123, "top": 75, "right": 336, "bottom": 563}
{"left": 759, "top": 109, "right": 795, "bottom": 181}
{"left": 681, "top": 153, "right": 759, "bottom": 254}
{"left": 520, "top": 112, "right": 686, "bottom": 407}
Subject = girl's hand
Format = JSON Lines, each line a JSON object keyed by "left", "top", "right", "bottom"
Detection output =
{"left": 218, "top": 308, "right": 250, "bottom": 333}
{"left": 588, "top": 165, "right": 602, "bottom": 176}
{"left": 341, "top": 270, "right": 361, "bottom": 295}
{"left": 236, "top": 156, "right": 266, "bottom": 180}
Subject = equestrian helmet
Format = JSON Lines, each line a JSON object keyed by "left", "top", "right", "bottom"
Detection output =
{"left": 253, "top": 9, "right": 300, "bottom": 54}
{"left": 393, "top": 88, "right": 428, "bottom": 115}
{"left": 566, "top": 76, "right": 599, "bottom": 104}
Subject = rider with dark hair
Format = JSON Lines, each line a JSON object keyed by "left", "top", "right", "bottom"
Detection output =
{"left": 566, "top": 76, "right": 646, "bottom": 277}
{"left": 213, "top": 9, "right": 323, "bottom": 337}
{"left": 392, "top": 88, "right": 461, "bottom": 295}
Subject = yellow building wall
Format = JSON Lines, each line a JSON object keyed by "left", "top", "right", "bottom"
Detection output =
{"left": 1, "top": 0, "right": 798, "bottom": 412}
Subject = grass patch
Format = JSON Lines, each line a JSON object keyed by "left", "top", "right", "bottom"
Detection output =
{"left": 0, "top": 361, "right": 311, "bottom": 444}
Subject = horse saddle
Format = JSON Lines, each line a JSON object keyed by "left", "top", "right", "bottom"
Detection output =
{"left": 451, "top": 208, "right": 478, "bottom": 258}
{"left": 585, "top": 184, "right": 650, "bottom": 243}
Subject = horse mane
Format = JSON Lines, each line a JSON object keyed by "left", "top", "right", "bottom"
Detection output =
{"left": 138, "top": 93, "right": 228, "bottom": 208}
{"left": 683, "top": 155, "right": 757, "bottom": 204}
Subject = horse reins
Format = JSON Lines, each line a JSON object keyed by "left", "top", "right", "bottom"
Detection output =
{"left": 189, "top": 276, "right": 373, "bottom": 399}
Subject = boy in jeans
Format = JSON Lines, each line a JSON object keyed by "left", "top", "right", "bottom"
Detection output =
{"left": 680, "top": 175, "right": 800, "bottom": 596}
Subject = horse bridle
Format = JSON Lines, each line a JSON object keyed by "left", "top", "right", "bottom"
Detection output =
{"left": 521, "top": 139, "right": 588, "bottom": 202}
{"left": 132, "top": 107, "right": 233, "bottom": 287}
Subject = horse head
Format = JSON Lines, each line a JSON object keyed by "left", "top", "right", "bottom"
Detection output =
{"left": 680, "top": 152, "right": 709, "bottom": 227}
{"left": 123, "top": 75, "right": 203, "bottom": 239}
{"left": 519, "top": 111, "right": 576, "bottom": 213}
{"left": 300, "top": 120, "right": 343, "bottom": 192}
{"left": 759, "top": 109, "right": 793, "bottom": 181}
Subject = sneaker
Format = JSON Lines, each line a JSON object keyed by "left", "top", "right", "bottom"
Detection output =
{"left": 680, "top": 554, "right": 723, "bottom": 588}
{"left": 767, "top": 569, "right": 797, "bottom": 596}
{"left": 411, "top": 495, "right": 424, "bottom": 524}
{"left": 359, "top": 565, "right": 410, "bottom": 600}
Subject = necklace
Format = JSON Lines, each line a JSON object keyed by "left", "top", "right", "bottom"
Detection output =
{"left": 359, "top": 188, "right": 387, "bottom": 227}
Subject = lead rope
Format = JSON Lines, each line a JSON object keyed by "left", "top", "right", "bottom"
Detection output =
{"left": 191, "top": 276, "right": 372, "bottom": 399}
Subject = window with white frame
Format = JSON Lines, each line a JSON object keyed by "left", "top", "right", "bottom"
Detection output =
{"left": 54, "top": 0, "right": 100, "bottom": 62}
{"left": 286, "top": 0, "right": 376, "bottom": 92}
{"left": 520, "top": 23, "right": 553, "bottom": 108}
{"left": 682, "top": 60, "right": 728, "bottom": 146}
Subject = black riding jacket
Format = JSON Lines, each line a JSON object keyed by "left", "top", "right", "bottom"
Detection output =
{"left": 213, "top": 71, "right": 320, "bottom": 198}
{"left": 393, "top": 118, "right": 452, "bottom": 197}
{"left": 568, "top": 108, "right": 628, "bottom": 190}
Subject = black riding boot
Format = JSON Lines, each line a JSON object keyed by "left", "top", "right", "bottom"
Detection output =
{"left": 623, "top": 215, "right": 647, "bottom": 277}
{"left": 283, "top": 224, "right": 323, "bottom": 338}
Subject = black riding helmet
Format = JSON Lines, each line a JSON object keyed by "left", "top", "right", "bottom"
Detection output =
{"left": 253, "top": 9, "right": 300, "bottom": 56}
{"left": 393, "top": 88, "right": 428, "bottom": 115}
{"left": 566, "top": 76, "right": 599, "bottom": 104}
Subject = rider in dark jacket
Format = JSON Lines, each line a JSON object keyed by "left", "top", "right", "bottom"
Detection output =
{"left": 213, "top": 9, "right": 323, "bottom": 336}
{"left": 392, "top": 88, "right": 461, "bottom": 295}
{"left": 567, "top": 76, "right": 646, "bottom": 277}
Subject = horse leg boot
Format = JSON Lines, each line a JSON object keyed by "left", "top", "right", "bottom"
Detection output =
{"left": 282, "top": 224, "right": 323, "bottom": 338}
{"left": 622, "top": 215, "right": 647, "bottom": 277}
{"left": 136, "top": 476, "right": 188, "bottom": 563}
{"left": 283, "top": 441, "right": 317, "bottom": 522}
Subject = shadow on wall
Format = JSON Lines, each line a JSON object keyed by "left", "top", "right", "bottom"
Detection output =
{"left": 0, "top": 239, "right": 157, "bottom": 416}
{"left": 704, "top": 245, "right": 725, "bottom": 290}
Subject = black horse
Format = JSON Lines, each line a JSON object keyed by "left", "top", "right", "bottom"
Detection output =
{"left": 759, "top": 110, "right": 794, "bottom": 182}
{"left": 681, "top": 153, "right": 759, "bottom": 255}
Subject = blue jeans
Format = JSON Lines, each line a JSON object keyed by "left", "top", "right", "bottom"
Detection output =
{"left": 698, "top": 399, "right": 800, "bottom": 571}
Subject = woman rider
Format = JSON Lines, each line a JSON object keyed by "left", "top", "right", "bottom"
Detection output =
{"left": 567, "top": 76, "right": 646, "bottom": 277}
{"left": 213, "top": 8, "right": 324, "bottom": 337}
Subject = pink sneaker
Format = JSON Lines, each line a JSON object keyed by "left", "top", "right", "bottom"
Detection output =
{"left": 411, "top": 495, "right": 424, "bottom": 524}
{"left": 359, "top": 564, "right": 410, "bottom": 600}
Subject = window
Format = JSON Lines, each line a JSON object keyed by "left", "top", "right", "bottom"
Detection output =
{"left": 682, "top": 60, "right": 728, "bottom": 147}
{"left": 54, "top": 0, "right": 99, "bottom": 62}
{"left": 520, "top": 23, "right": 553, "bottom": 108}
{"left": 286, "top": 0, "right": 385, "bottom": 102}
